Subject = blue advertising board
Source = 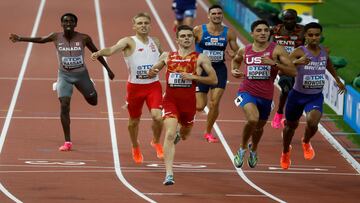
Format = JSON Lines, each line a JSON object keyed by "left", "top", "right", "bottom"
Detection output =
{"left": 344, "top": 85, "right": 360, "bottom": 134}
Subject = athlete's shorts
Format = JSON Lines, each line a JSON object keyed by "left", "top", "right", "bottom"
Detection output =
{"left": 126, "top": 81, "right": 162, "bottom": 119}
{"left": 196, "top": 62, "right": 227, "bottom": 93}
{"left": 174, "top": 2, "right": 196, "bottom": 21}
{"left": 278, "top": 75, "right": 295, "bottom": 94}
{"left": 234, "top": 92, "right": 273, "bottom": 120}
{"left": 285, "top": 89, "right": 324, "bottom": 121}
{"left": 162, "top": 97, "right": 196, "bottom": 127}
{"left": 57, "top": 69, "right": 96, "bottom": 98}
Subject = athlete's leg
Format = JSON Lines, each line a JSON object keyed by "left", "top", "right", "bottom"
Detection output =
{"left": 128, "top": 117, "right": 140, "bottom": 148}
{"left": 282, "top": 120, "right": 299, "bottom": 153}
{"left": 303, "top": 109, "right": 322, "bottom": 143}
{"left": 206, "top": 88, "right": 224, "bottom": 133}
{"left": 250, "top": 120, "right": 267, "bottom": 152}
{"left": 240, "top": 103, "right": 259, "bottom": 149}
{"left": 150, "top": 109, "right": 163, "bottom": 144}
{"left": 196, "top": 92, "right": 208, "bottom": 111}
{"left": 163, "top": 117, "right": 178, "bottom": 177}
{"left": 59, "top": 96, "right": 71, "bottom": 142}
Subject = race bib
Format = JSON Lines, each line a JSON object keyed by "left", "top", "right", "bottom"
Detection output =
{"left": 168, "top": 72, "right": 192, "bottom": 88}
{"left": 247, "top": 65, "right": 271, "bottom": 80}
{"left": 61, "top": 56, "right": 83, "bottom": 69}
{"left": 203, "top": 50, "right": 223, "bottom": 62}
{"left": 284, "top": 46, "right": 295, "bottom": 54}
{"left": 303, "top": 74, "right": 325, "bottom": 89}
{"left": 136, "top": 64, "right": 152, "bottom": 79}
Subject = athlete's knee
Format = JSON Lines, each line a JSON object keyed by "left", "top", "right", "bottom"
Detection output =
{"left": 128, "top": 118, "right": 140, "bottom": 129}
{"left": 306, "top": 119, "right": 319, "bottom": 130}
{"left": 208, "top": 99, "right": 220, "bottom": 110}
{"left": 86, "top": 92, "right": 98, "bottom": 106}
{"left": 246, "top": 119, "right": 258, "bottom": 128}
{"left": 59, "top": 97, "right": 71, "bottom": 113}
{"left": 284, "top": 120, "right": 299, "bottom": 130}
{"left": 152, "top": 114, "right": 163, "bottom": 124}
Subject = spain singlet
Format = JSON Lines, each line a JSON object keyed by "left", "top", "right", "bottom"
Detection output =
{"left": 272, "top": 24, "right": 303, "bottom": 54}
{"left": 124, "top": 36, "right": 160, "bottom": 84}
{"left": 54, "top": 32, "right": 87, "bottom": 72}
{"left": 293, "top": 45, "right": 327, "bottom": 94}
{"left": 239, "top": 42, "right": 278, "bottom": 100}
{"left": 165, "top": 51, "right": 199, "bottom": 106}
{"left": 195, "top": 24, "right": 228, "bottom": 64}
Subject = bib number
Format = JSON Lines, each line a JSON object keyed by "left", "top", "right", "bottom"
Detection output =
{"left": 303, "top": 74, "right": 325, "bottom": 89}
{"left": 203, "top": 50, "right": 223, "bottom": 62}
{"left": 247, "top": 65, "right": 271, "bottom": 80}
{"left": 61, "top": 56, "right": 83, "bottom": 69}
{"left": 168, "top": 72, "right": 192, "bottom": 88}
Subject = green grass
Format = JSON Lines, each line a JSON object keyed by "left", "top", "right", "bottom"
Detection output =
{"left": 323, "top": 105, "right": 360, "bottom": 147}
{"left": 313, "top": 0, "right": 360, "bottom": 84}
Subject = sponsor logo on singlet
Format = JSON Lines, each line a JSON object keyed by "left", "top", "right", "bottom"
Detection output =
{"left": 136, "top": 64, "right": 153, "bottom": 79}
{"left": 168, "top": 72, "right": 192, "bottom": 88}
{"left": 303, "top": 74, "right": 325, "bottom": 89}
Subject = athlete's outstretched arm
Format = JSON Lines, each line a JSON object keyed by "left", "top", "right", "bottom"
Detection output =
{"left": 91, "top": 37, "right": 130, "bottom": 60}
{"left": 231, "top": 48, "right": 245, "bottom": 78}
{"left": 182, "top": 54, "right": 217, "bottom": 85}
{"left": 324, "top": 49, "right": 345, "bottom": 94}
{"left": 9, "top": 33, "right": 56, "bottom": 43}
{"left": 148, "top": 52, "right": 169, "bottom": 78}
{"left": 85, "top": 35, "right": 115, "bottom": 80}
{"left": 227, "top": 29, "right": 240, "bottom": 53}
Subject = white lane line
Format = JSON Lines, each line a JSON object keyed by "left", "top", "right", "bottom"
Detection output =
{"left": 93, "top": 1, "right": 155, "bottom": 203}
{"left": 0, "top": 0, "right": 47, "bottom": 202}
{"left": 268, "top": 167, "right": 328, "bottom": 171}
{"left": 146, "top": 0, "right": 284, "bottom": 202}
{"left": 144, "top": 193, "right": 267, "bottom": 197}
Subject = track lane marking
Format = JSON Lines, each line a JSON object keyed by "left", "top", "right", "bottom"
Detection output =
{"left": 146, "top": 0, "right": 285, "bottom": 202}
{"left": 93, "top": 0, "right": 156, "bottom": 202}
{"left": 0, "top": 0, "right": 47, "bottom": 202}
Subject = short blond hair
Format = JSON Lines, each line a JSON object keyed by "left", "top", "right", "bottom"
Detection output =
{"left": 132, "top": 12, "right": 151, "bottom": 24}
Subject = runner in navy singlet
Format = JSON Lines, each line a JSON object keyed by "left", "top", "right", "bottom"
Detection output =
{"left": 194, "top": 4, "right": 239, "bottom": 143}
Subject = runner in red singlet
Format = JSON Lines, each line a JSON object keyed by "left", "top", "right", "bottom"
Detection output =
{"left": 148, "top": 25, "right": 217, "bottom": 185}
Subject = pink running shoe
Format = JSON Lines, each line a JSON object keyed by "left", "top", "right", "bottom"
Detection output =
{"left": 204, "top": 133, "right": 219, "bottom": 143}
{"left": 59, "top": 142, "right": 72, "bottom": 151}
{"left": 271, "top": 112, "right": 283, "bottom": 129}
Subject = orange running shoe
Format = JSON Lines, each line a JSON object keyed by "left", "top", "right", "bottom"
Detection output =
{"left": 280, "top": 145, "right": 292, "bottom": 169}
{"left": 280, "top": 152, "right": 291, "bottom": 170}
{"left": 302, "top": 142, "right": 315, "bottom": 160}
{"left": 150, "top": 141, "right": 164, "bottom": 159}
{"left": 132, "top": 147, "right": 143, "bottom": 164}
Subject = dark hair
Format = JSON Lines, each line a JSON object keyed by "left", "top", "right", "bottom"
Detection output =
{"left": 61, "top": 13, "right": 78, "bottom": 24}
{"left": 176, "top": 25, "right": 193, "bottom": 38}
{"left": 283, "top": 9, "right": 297, "bottom": 17}
{"left": 208, "top": 4, "right": 223, "bottom": 13}
{"left": 304, "top": 22, "right": 322, "bottom": 32}
{"left": 251, "top": 20, "right": 269, "bottom": 32}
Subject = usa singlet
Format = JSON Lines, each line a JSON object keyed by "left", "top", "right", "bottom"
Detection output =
{"left": 124, "top": 36, "right": 160, "bottom": 84}
{"left": 239, "top": 42, "right": 278, "bottom": 100}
